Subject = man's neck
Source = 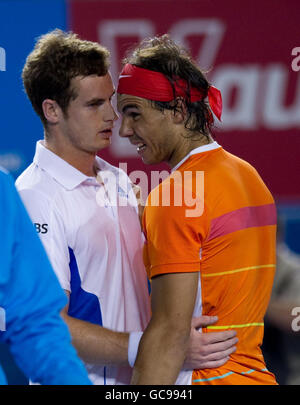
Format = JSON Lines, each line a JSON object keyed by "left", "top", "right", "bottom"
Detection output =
{"left": 43, "top": 136, "right": 98, "bottom": 177}
{"left": 168, "top": 133, "right": 213, "bottom": 169}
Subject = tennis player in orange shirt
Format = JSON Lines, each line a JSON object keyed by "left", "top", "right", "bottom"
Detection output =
{"left": 117, "top": 35, "right": 277, "bottom": 385}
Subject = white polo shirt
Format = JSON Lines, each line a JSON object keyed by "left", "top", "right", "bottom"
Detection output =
{"left": 16, "top": 141, "right": 151, "bottom": 385}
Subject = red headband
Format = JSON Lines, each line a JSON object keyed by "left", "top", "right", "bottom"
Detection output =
{"left": 117, "top": 63, "right": 222, "bottom": 121}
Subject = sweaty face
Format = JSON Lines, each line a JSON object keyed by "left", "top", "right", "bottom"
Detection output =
{"left": 60, "top": 73, "right": 118, "bottom": 153}
{"left": 117, "top": 94, "right": 178, "bottom": 166}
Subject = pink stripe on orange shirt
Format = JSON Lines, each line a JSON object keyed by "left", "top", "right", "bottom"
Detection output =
{"left": 207, "top": 204, "right": 276, "bottom": 242}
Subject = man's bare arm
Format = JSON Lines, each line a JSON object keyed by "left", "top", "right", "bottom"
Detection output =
{"left": 61, "top": 291, "right": 129, "bottom": 366}
{"left": 131, "top": 272, "right": 199, "bottom": 385}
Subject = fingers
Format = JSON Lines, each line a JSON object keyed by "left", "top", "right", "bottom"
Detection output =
{"left": 187, "top": 318, "right": 240, "bottom": 370}
{"left": 201, "top": 329, "right": 237, "bottom": 344}
{"left": 191, "top": 315, "right": 218, "bottom": 328}
{"left": 196, "top": 356, "right": 231, "bottom": 369}
{"left": 198, "top": 344, "right": 237, "bottom": 369}
{"left": 183, "top": 344, "right": 237, "bottom": 370}
{"left": 202, "top": 339, "right": 238, "bottom": 361}
{"left": 201, "top": 336, "right": 239, "bottom": 356}
{"left": 184, "top": 338, "right": 238, "bottom": 370}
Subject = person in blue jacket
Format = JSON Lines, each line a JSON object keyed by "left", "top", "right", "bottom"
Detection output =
{"left": 0, "top": 168, "right": 91, "bottom": 385}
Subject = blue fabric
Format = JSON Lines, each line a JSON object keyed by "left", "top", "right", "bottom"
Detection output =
{"left": 68, "top": 248, "right": 107, "bottom": 384}
{"left": 68, "top": 248, "right": 103, "bottom": 326}
{"left": 0, "top": 170, "right": 91, "bottom": 385}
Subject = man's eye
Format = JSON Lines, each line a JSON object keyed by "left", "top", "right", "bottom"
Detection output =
{"left": 129, "top": 112, "right": 139, "bottom": 119}
{"left": 88, "top": 101, "right": 103, "bottom": 107}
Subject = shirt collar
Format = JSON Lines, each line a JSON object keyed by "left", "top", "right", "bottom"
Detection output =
{"left": 171, "top": 141, "right": 221, "bottom": 172}
{"left": 33, "top": 140, "right": 101, "bottom": 190}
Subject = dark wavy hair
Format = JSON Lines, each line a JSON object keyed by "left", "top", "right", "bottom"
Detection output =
{"left": 123, "top": 34, "right": 213, "bottom": 139}
{"left": 22, "top": 29, "right": 110, "bottom": 125}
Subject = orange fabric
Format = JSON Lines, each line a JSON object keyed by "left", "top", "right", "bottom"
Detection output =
{"left": 143, "top": 147, "right": 277, "bottom": 385}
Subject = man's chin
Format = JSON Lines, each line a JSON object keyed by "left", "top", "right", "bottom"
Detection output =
{"left": 95, "top": 141, "right": 111, "bottom": 153}
{"left": 140, "top": 154, "right": 154, "bottom": 165}
{"left": 141, "top": 156, "right": 162, "bottom": 166}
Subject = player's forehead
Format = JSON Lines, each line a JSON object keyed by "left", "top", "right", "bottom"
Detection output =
{"left": 71, "top": 73, "right": 115, "bottom": 101}
{"left": 117, "top": 93, "right": 150, "bottom": 113}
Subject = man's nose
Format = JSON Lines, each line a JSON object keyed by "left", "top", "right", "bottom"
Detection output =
{"left": 119, "top": 117, "right": 134, "bottom": 138}
{"left": 105, "top": 102, "right": 119, "bottom": 123}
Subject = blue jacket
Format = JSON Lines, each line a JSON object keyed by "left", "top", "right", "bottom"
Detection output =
{"left": 0, "top": 169, "right": 91, "bottom": 384}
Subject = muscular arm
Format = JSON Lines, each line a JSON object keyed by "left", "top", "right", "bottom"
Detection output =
{"left": 61, "top": 291, "right": 130, "bottom": 366}
{"left": 131, "top": 272, "right": 199, "bottom": 385}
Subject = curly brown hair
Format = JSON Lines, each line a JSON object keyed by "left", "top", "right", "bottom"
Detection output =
{"left": 22, "top": 29, "right": 110, "bottom": 125}
{"left": 123, "top": 35, "right": 213, "bottom": 139}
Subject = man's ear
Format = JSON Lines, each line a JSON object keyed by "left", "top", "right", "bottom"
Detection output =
{"left": 42, "top": 99, "right": 62, "bottom": 124}
{"left": 171, "top": 97, "right": 187, "bottom": 125}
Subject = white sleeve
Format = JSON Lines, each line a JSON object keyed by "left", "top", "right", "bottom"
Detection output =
{"left": 17, "top": 188, "right": 71, "bottom": 292}
{"left": 128, "top": 331, "right": 143, "bottom": 367}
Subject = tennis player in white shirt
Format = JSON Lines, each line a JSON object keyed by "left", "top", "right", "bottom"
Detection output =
{"left": 16, "top": 29, "right": 237, "bottom": 385}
